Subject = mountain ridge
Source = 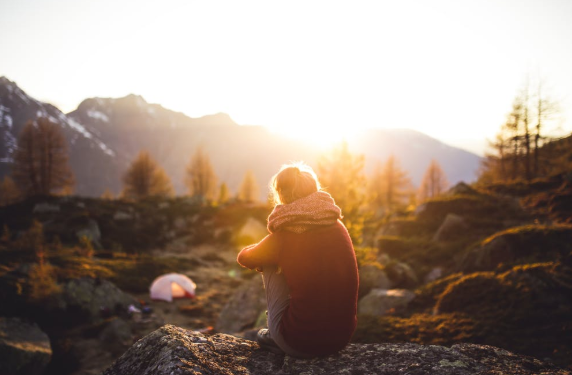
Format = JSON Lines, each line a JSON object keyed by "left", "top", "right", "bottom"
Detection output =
{"left": 0, "top": 76, "right": 481, "bottom": 197}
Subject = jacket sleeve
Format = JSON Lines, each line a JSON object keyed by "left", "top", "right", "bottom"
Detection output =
{"left": 237, "top": 234, "right": 280, "bottom": 270}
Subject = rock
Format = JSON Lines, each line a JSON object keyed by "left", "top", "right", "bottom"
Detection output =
{"left": 237, "top": 217, "right": 267, "bottom": 244}
{"left": 58, "top": 278, "right": 138, "bottom": 323}
{"left": 460, "top": 225, "right": 572, "bottom": 272}
{"left": 384, "top": 261, "right": 419, "bottom": 288}
{"left": 358, "top": 288, "right": 416, "bottom": 316}
{"left": 75, "top": 218, "right": 101, "bottom": 242}
{"left": 446, "top": 182, "right": 479, "bottom": 196}
{"left": 424, "top": 267, "right": 444, "bottom": 284}
{"left": 103, "top": 325, "right": 569, "bottom": 375}
{"left": 414, "top": 202, "right": 428, "bottom": 217}
{"left": 113, "top": 211, "right": 133, "bottom": 221}
{"left": 215, "top": 276, "right": 266, "bottom": 334}
{"left": 99, "top": 318, "right": 134, "bottom": 355}
{"left": 432, "top": 213, "right": 468, "bottom": 242}
{"left": 377, "top": 219, "right": 418, "bottom": 237}
{"left": 358, "top": 264, "right": 391, "bottom": 297}
{"left": 0, "top": 317, "right": 52, "bottom": 375}
{"left": 174, "top": 217, "right": 187, "bottom": 230}
{"left": 33, "top": 203, "right": 60, "bottom": 213}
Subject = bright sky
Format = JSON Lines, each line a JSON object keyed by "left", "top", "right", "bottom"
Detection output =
{"left": 1, "top": 0, "right": 571, "bottom": 155}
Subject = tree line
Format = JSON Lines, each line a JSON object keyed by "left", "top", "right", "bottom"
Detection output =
{"left": 0, "top": 117, "right": 265, "bottom": 206}
{"left": 479, "top": 76, "right": 564, "bottom": 183}
{"left": 0, "top": 117, "right": 450, "bottom": 218}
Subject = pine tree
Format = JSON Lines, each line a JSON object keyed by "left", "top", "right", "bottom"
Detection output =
{"left": 318, "top": 141, "right": 366, "bottom": 243}
{"left": 479, "top": 77, "right": 560, "bottom": 183}
{"left": 100, "top": 188, "right": 115, "bottom": 200}
{"left": 238, "top": 170, "right": 259, "bottom": 203}
{"left": 12, "top": 117, "right": 74, "bottom": 196}
{"left": 418, "top": 159, "right": 449, "bottom": 201}
{"left": 0, "top": 175, "right": 20, "bottom": 206}
{"left": 369, "top": 155, "right": 412, "bottom": 216}
{"left": 217, "top": 182, "right": 230, "bottom": 205}
{"left": 122, "top": 151, "right": 174, "bottom": 200}
{"left": 185, "top": 147, "right": 217, "bottom": 201}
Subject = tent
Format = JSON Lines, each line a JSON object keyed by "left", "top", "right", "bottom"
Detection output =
{"left": 149, "top": 273, "right": 196, "bottom": 302}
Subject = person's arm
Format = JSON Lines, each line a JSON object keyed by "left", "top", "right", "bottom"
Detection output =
{"left": 237, "top": 234, "right": 280, "bottom": 270}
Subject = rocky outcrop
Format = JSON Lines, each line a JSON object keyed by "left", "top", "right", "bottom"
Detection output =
{"left": 432, "top": 213, "right": 468, "bottom": 242}
{"left": 104, "top": 325, "right": 570, "bottom": 375}
{"left": 358, "top": 288, "right": 416, "bottom": 316}
{"left": 358, "top": 264, "right": 391, "bottom": 297}
{"left": 0, "top": 317, "right": 52, "bottom": 375}
{"left": 460, "top": 224, "right": 572, "bottom": 272}
{"left": 383, "top": 261, "right": 418, "bottom": 288}
{"left": 55, "top": 277, "right": 138, "bottom": 323}
{"left": 215, "top": 276, "right": 266, "bottom": 333}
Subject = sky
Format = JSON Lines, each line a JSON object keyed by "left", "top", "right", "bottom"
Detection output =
{"left": 1, "top": 0, "right": 571, "bottom": 155}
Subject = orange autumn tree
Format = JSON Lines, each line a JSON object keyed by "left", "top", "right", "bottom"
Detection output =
{"left": 12, "top": 117, "right": 74, "bottom": 197}
{"left": 185, "top": 147, "right": 218, "bottom": 202}
{"left": 418, "top": 159, "right": 449, "bottom": 201}
{"left": 122, "top": 151, "right": 174, "bottom": 200}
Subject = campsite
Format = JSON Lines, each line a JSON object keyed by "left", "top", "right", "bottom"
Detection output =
{"left": 0, "top": 197, "right": 271, "bottom": 374}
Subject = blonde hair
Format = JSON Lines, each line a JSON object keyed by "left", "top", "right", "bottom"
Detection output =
{"left": 270, "top": 162, "right": 321, "bottom": 205}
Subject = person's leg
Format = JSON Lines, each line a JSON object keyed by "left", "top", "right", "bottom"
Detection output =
{"left": 260, "top": 266, "right": 311, "bottom": 358}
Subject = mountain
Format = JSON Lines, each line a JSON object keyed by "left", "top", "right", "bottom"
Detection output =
{"left": 0, "top": 76, "right": 481, "bottom": 197}
{"left": 352, "top": 128, "right": 481, "bottom": 186}
{"left": 0, "top": 77, "right": 119, "bottom": 195}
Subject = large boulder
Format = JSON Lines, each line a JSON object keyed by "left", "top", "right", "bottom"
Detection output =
{"left": 358, "top": 288, "right": 416, "bottom": 316}
{"left": 358, "top": 264, "right": 391, "bottom": 297}
{"left": 215, "top": 276, "right": 266, "bottom": 333}
{"left": 460, "top": 225, "right": 572, "bottom": 272}
{"left": 432, "top": 213, "right": 468, "bottom": 242}
{"left": 103, "top": 325, "right": 570, "bottom": 375}
{"left": 75, "top": 218, "right": 101, "bottom": 243}
{"left": 384, "top": 261, "right": 419, "bottom": 288}
{"left": 56, "top": 278, "right": 138, "bottom": 323}
{"left": 236, "top": 217, "right": 267, "bottom": 245}
{"left": 436, "top": 263, "right": 572, "bottom": 320}
{"left": 445, "top": 182, "right": 480, "bottom": 196}
{"left": 0, "top": 317, "right": 52, "bottom": 375}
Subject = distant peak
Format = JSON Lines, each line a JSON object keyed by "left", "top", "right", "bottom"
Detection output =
{"left": 196, "top": 112, "right": 237, "bottom": 126}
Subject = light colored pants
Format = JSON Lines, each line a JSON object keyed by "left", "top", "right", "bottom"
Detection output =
{"left": 261, "top": 266, "right": 311, "bottom": 358}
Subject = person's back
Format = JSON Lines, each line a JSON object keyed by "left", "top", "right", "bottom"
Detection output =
{"left": 276, "top": 221, "right": 358, "bottom": 356}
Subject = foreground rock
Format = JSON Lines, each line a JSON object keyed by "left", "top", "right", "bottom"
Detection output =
{"left": 0, "top": 317, "right": 52, "bottom": 375}
{"left": 104, "top": 325, "right": 570, "bottom": 375}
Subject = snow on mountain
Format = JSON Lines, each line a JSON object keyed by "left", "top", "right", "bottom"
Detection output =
{"left": 0, "top": 76, "right": 119, "bottom": 194}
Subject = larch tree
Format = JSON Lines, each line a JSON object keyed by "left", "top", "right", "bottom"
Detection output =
{"left": 479, "top": 76, "right": 560, "bottom": 183}
{"left": 122, "top": 151, "right": 174, "bottom": 200}
{"left": 0, "top": 175, "right": 21, "bottom": 206}
{"left": 369, "top": 155, "right": 412, "bottom": 216}
{"left": 217, "top": 182, "right": 230, "bottom": 205}
{"left": 533, "top": 80, "right": 559, "bottom": 176}
{"left": 318, "top": 141, "right": 366, "bottom": 243}
{"left": 238, "top": 170, "right": 259, "bottom": 203}
{"left": 418, "top": 159, "right": 449, "bottom": 202}
{"left": 185, "top": 147, "right": 217, "bottom": 201}
{"left": 12, "top": 117, "right": 74, "bottom": 197}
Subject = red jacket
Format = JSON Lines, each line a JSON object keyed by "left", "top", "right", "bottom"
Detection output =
{"left": 237, "top": 220, "right": 359, "bottom": 356}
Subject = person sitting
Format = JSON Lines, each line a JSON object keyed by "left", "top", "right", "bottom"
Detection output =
{"left": 237, "top": 162, "right": 359, "bottom": 357}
